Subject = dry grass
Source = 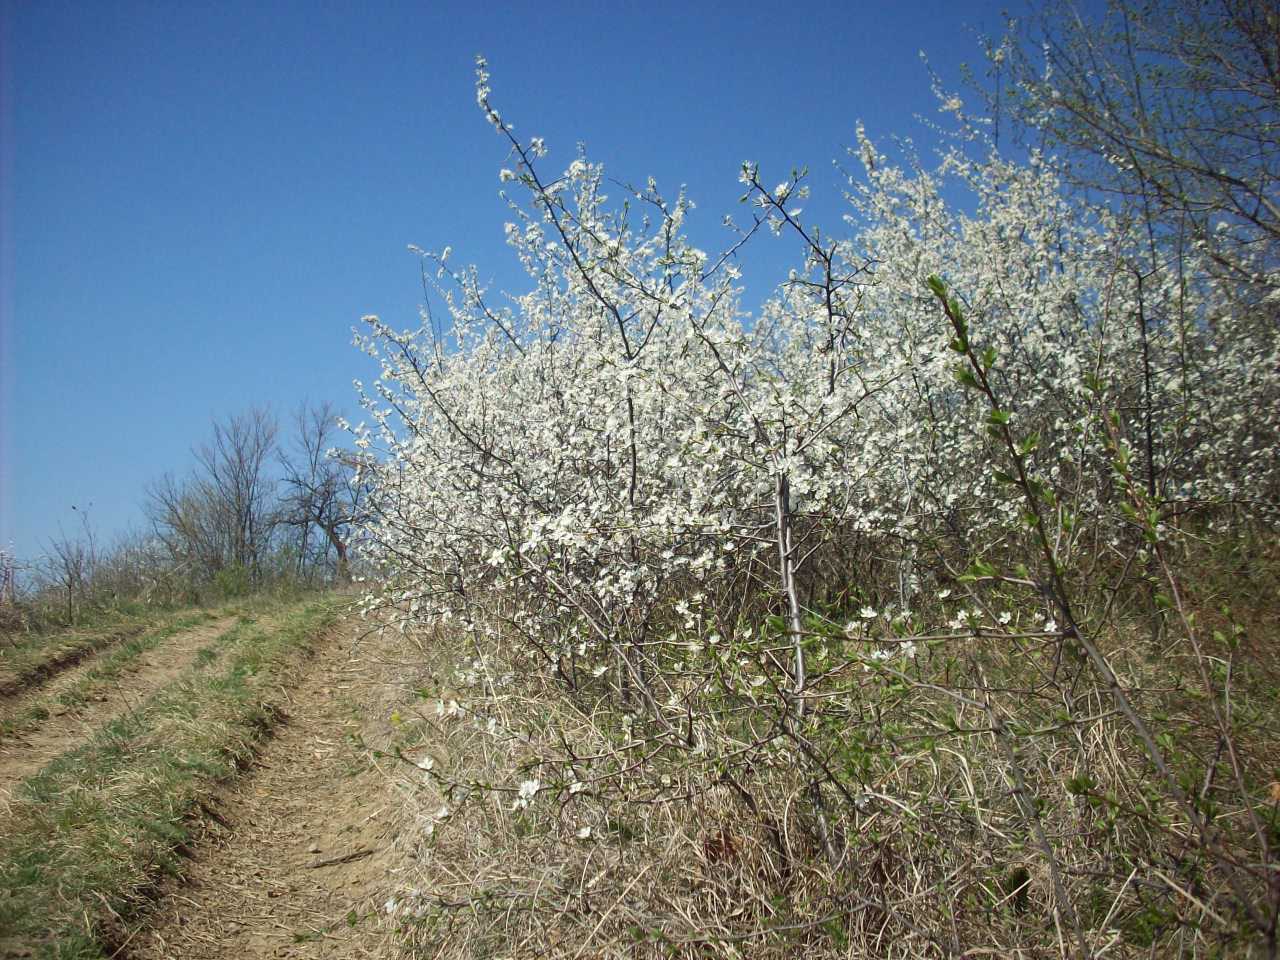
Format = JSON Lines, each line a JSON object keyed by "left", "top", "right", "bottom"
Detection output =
{"left": 0, "top": 612, "right": 169, "bottom": 697}
{"left": 0, "top": 595, "right": 342, "bottom": 959}
{"left": 377, "top": 545, "right": 1280, "bottom": 960}
{"left": 0, "top": 611, "right": 225, "bottom": 740}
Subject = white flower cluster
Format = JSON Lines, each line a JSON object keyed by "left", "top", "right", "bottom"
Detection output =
{"left": 350, "top": 93, "right": 1279, "bottom": 792}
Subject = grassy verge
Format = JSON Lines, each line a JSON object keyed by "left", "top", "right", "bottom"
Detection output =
{"left": 0, "top": 612, "right": 223, "bottom": 739}
{"left": 379, "top": 567, "right": 1280, "bottom": 959}
{"left": 0, "top": 594, "right": 343, "bottom": 960}
{"left": 0, "top": 607, "right": 202, "bottom": 698}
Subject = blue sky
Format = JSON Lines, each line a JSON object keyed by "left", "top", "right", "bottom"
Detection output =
{"left": 2, "top": 0, "right": 1022, "bottom": 566}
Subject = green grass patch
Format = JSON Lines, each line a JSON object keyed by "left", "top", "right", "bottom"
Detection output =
{"left": 0, "top": 607, "right": 212, "bottom": 698}
{"left": 0, "top": 594, "right": 343, "bottom": 959}
{"left": 0, "top": 612, "right": 224, "bottom": 739}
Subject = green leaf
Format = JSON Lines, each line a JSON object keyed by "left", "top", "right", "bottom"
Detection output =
{"left": 987, "top": 409, "right": 1010, "bottom": 426}
{"left": 1065, "top": 774, "right": 1096, "bottom": 796}
{"left": 981, "top": 346, "right": 997, "bottom": 370}
{"left": 953, "top": 366, "right": 979, "bottom": 389}
{"left": 970, "top": 559, "right": 997, "bottom": 578}
{"left": 927, "top": 275, "right": 948, "bottom": 298}
{"left": 1018, "top": 433, "right": 1040, "bottom": 455}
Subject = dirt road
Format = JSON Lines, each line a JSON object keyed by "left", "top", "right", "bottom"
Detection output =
{"left": 124, "top": 618, "right": 414, "bottom": 959}
{"left": 0, "top": 615, "right": 240, "bottom": 805}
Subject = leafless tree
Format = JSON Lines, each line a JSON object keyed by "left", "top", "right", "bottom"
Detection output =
{"left": 0, "top": 547, "right": 16, "bottom": 606}
{"left": 45, "top": 506, "right": 97, "bottom": 623}
{"left": 278, "top": 401, "right": 367, "bottom": 582}
{"left": 147, "top": 408, "right": 280, "bottom": 584}
{"left": 91, "top": 530, "right": 185, "bottom": 607}
{"left": 195, "top": 407, "right": 279, "bottom": 576}
{"left": 147, "top": 471, "right": 218, "bottom": 577}
{"left": 994, "top": 0, "right": 1280, "bottom": 302}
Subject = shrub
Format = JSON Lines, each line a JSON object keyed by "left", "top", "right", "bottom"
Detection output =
{"left": 358, "top": 57, "right": 1280, "bottom": 959}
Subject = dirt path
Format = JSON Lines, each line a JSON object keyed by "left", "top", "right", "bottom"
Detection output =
{"left": 0, "top": 615, "right": 240, "bottom": 805}
{"left": 0, "top": 622, "right": 148, "bottom": 697}
{"left": 125, "top": 619, "right": 413, "bottom": 960}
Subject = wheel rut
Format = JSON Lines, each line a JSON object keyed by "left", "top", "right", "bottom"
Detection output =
{"left": 124, "top": 619, "right": 412, "bottom": 959}
{"left": 0, "top": 615, "right": 240, "bottom": 806}
{"left": 0, "top": 622, "right": 148, "bottom": 698}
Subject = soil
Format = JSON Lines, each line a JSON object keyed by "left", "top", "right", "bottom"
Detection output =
{"left": 0, "top": 622, "right": 148, "bottom": 698}
{"left": 123, "top": 618, "right": 414, "bottom": 959}
{"left": 0, "top": 615, "right": 240, "bottom": 805}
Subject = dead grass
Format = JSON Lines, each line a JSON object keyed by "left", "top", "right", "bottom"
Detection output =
{"left": 377, "top": 555, "right": 1280, "bottom": 960}
{"left": 125, "top": 613, "right": 420, "bottom": 960}
{"left": 0, "top": 595, "right": 342, "bottom": 960}
{"left": 0, "top": 611, "right": 226, "bottom": 741}
{"left": 0, "top": 610, "right": 187, "bottom": 698}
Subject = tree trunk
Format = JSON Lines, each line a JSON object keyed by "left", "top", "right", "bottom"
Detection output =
{"left": 775, "top": 472, "right": 805, "bottom": 716}
{"left": 325, "top": 526, "right": 349, "bottom": 583}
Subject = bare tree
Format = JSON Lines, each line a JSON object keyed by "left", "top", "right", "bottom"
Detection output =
{"left": 0, "top": 547, "right": 16, "bottom": 606}
{"left": 995, "top": 0, "right": 1280, "bottom": 301}
{"left": 278, "top": 401, "right": 367, "bottom": 582}
{"left": 45, "top": 506, "right": 97, "bottom": 623}
{"left": 91, "top": 529, "right": 186, "bottom": 607}
{"left": 195, "top": 407, "right": 279, "bottom": 578}
{"left": 147, "top": 409, "right": 280, "bottom": 585}
{"left": 147, "top": 471, "right": 218, "bottom": 578}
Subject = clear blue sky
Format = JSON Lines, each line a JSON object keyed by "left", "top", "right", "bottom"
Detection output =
{"left": 2, "top": 0, "right": 1023, "bottom": 566}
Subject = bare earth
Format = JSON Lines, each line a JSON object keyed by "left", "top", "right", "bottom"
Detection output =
{"left": 0, "top": 615, "right": 240, "bottom": 806}
{"left": 125, "top": 619, "right": 411, "bottom": 959}
{"left": 0, "top": 622, "right": 148, "bottom": 697}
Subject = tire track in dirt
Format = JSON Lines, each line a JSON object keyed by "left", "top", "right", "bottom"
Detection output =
{"left": 0, "top": 615, "right": 240, "bottom": 807}
{"left": 0, "top": 622, "right": 149, "bottom": 698}
{"left": 125, "top": 619, "right": 413, "bottom": 960}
